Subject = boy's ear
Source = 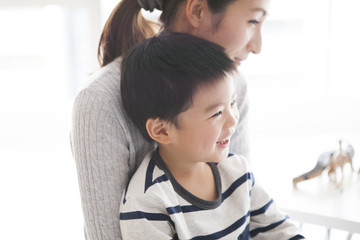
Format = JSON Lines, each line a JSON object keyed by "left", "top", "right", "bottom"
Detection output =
{"left": 185, "top": 0, "right": 207, "bottom": 28}
{"left": 146, "top": 118, "right": 172, "bottom": 144}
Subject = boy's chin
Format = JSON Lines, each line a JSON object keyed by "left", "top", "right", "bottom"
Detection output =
{"left": 210, "top": 151, "right": 229, "bottom": 163}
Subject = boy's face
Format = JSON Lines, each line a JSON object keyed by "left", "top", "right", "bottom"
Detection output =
{"left": 165, "top": 75, "right": 239, "bottom": 164}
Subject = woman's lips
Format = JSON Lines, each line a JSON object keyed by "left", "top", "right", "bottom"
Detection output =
{"left": 234, "top": 57, "right": 242, "bottom": 66}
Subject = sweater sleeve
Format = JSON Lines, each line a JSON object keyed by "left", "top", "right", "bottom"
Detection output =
{"left": 230, "top": 70, "right": 250, "bottom": 159}
{"left": 249, "top": 177, "right": 305, "bottom": 240}
{"left": 71, "top": 88, "right": 129, "bottom": 240}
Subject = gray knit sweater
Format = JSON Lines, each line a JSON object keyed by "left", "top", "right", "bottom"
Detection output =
{"left": 70, "top": 57, "right": 249, "bottom": 240}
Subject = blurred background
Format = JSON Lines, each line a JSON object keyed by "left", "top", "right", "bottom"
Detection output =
{"left": 0, "top": 0, "right": 359, "bottom": 239}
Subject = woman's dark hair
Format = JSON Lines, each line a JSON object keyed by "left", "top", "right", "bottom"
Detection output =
{"left": 98, "top": 0, "right": 237, "bottom": 67}
{"left": 121, "top": 32, "right": 236, "bottom": 142}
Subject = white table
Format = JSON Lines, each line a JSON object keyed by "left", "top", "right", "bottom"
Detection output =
{"left": 273, "top": 171, "right": 360, "bottom": 239}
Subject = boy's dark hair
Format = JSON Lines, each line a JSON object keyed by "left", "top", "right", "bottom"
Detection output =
{"left": 121, "top": 32, "right": 236, "bottom": 142}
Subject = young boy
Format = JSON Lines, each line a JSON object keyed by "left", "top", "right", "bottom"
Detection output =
{"left": 120, "top": 32, "right": 304, "bottom": 240}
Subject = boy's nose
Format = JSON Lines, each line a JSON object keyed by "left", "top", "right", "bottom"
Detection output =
{"left": 225, "top": 108, "right": 239, "bottom": 130}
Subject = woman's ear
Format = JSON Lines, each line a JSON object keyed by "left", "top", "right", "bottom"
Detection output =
{"left": 185, "top": 0, "right": 207, "bottom": 28}
{"left": 146, "top": 118, "right": 172, "bottom": 144}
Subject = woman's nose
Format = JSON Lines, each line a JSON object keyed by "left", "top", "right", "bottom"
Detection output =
{"left": 248, "top": 28, "right": 262, "bottom": 54}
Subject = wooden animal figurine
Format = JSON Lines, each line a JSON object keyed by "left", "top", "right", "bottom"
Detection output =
{"left": 327, "top": 140, "right": 354, "bottom": 186}
{"left": 292, "top": 140, "right": 355, "bottom": 189}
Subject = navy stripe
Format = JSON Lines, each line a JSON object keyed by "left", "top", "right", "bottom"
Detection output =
{"left": 227, "top": 152, "right": 234, "bottom": 157}
{"left": 250, "top": 199, "right": 274, "bottom": 217}
{"left": 120, "top": 211, "right": 175, "bottom": 229}
{"left": 180, "top": 205, "right": 203, "bottom": 213}
{"left": 190, "top": 211, "right": 250, "bottom": 240}
{"left": 122, "top": 181, "right": 130, "bottom": 204}
{"left": 222, "top": 172, "right": 254, "bottom": 202}
{"left": 250, "top": 216, "right": 289, "bottom": 238}
{"left": 144, "top": 159, "right": 156, "bottom": 192}
{"left": 289, "top": 234, "right": 305, "bottom": 240}
{"left": 237, "top": 224, "right": 250, "bottom": 240}
{"left": 166, "top": 205, "right": 182, "bottom": 214}
{"left": 166, "top": 204, "right": 204, "bottom": 215}
{"left": 144, "top": 158, "right": 169, "bottom": 193}
{"left": 151, "top": 174, "right": 168, "bottom": 188}
{"left": 248, "top": 174, "right": 256, "bottom": 197}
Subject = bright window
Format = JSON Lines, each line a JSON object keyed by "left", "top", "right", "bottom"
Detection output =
{"left": 244, "top": 0, "right": 360, "bottom": 174}
{"left": 0, "top": 5, "right": 95, "bottom": 240}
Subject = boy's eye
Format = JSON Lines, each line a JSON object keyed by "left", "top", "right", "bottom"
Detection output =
{"left": 212, "top": 111, "right": 222, "bottom": 118}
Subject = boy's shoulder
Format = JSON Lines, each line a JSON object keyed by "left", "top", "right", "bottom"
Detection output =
{"left": 122, "top": 153, "right": 252, "bottom": 205}
{"left": 122, "top": 152, "right": 170, "bottom": 200}
{"left": 217, "top": 154, "right": 255, "bottom": 198}
{"left": 219, "top": 153, "right": 251, "bottom": 172}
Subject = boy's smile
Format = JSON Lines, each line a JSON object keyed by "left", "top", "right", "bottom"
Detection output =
{"left": 216, "top": 139, "right": 231, "bottom": 148}
{"left": 159, "top": 74, "right": 239, "bottom": 171}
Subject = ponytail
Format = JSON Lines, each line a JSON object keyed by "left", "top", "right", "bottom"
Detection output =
{"left": 98, "top": 0, "right": 158, "bottom": 67}
{"left": 98, "top": 0, "right": 236, "bottom": 67}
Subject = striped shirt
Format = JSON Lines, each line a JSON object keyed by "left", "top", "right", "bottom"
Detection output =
{"left": 120, "top": 151, "right": 305, "bottom": 240}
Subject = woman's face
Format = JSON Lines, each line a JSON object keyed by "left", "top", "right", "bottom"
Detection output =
{"left": 197, "top": 0, "right": 269, "bottom": 66}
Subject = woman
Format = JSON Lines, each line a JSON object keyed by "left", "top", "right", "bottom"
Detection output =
{"left": 71, "top": 0, "right": 269, "bottom": 239}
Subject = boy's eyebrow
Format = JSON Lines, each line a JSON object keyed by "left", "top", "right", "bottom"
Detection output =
{"left": 205, "top": 102, "right": 225, "bottom": 113}
{"left": 252, "top": 7, "right": 267, "bottom": 17}
{"left": 204, "top": 92, "right": 237, "bottom": 113}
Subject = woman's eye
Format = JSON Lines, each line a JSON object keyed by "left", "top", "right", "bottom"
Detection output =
{"left": 231, "top": 100, "right": 237, "bottom": 106}
{"left": 249, "top": 20, "right": 260, "bottom": 25}
{"left": 212, "top": 111, "right": 222, "bottom": 118}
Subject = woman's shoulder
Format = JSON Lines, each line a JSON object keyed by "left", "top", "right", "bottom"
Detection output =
{"left": 71, "top": 57, "right": 133, "bottom": 135}
{"left": 76, "top": 57, "right": 123, "bottom": 103}
{"left": 72, "top": 57, "right": 125, "bottom": 116}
